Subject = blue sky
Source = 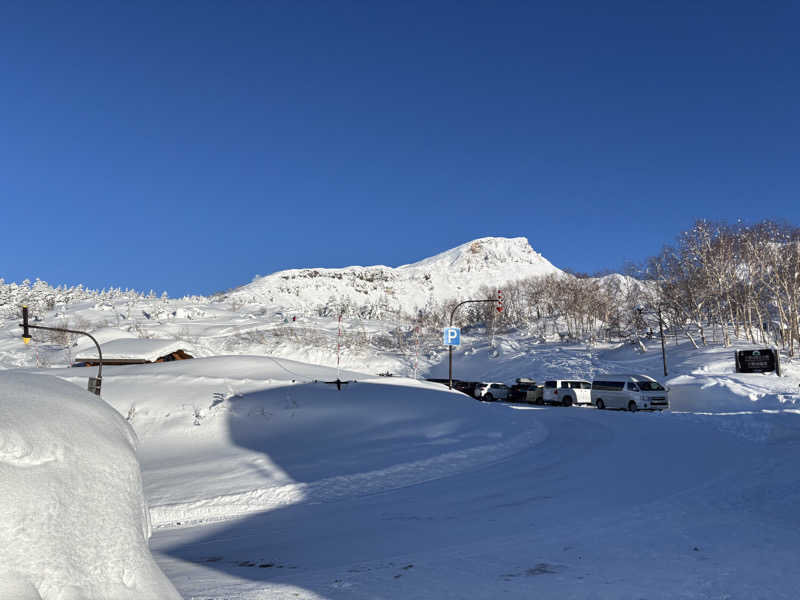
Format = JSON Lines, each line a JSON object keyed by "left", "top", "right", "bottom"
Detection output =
{"left": 2, "top": 1, "right": 798, "bottom": 296}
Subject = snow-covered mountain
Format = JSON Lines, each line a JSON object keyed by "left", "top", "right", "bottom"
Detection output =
{"left": 223, "top": 237, "right": 561, "bottom": 317}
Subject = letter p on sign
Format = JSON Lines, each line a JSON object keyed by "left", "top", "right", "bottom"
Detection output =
{"left": 443, "top": 327, "right": 461, "bottom": 346}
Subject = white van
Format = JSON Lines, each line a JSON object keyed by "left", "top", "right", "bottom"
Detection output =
{"left": 590, "top": 375, "right": 669, "bottom": 411}
{"left": 543, "top": 380, "right": 592, "bottom": 406}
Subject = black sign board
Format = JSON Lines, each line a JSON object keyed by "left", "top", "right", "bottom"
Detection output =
{"left": 735, "top": 348, "right": 781, "bottom": 375}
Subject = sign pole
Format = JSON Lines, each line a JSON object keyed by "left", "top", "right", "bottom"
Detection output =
{"left": 658, "top": 306, "right": 668, "bottom": 377}
{"left": 414, "top": 326, "right": 420, "bottom": 379}
{"left": 336, "top": 314, "right": 342, "bottom": 382}
{"left": 447, "top": 293, "right": 502, "bottom": 390}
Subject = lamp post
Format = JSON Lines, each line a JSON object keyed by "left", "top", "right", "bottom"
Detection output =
{"left": 448, "top": 296, "right": 502, "bottom": 389}
{"left": 20, "top": 305, "right": 104, "bottom": 395}
{"left": 657, "top": 306, "right": 668, "bottom": 377}
{"left": 635, "top": 304, "right": 667, "bottom": 377}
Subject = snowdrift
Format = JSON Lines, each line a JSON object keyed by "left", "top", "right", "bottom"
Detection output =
{"left": 0, "top": 372, "right": 180, "bottom": 600}
{"left": 53, "top": 357, "right": 549, "bottom": 528}
{"left": 668, "top": 373, "right": 800, "bottom": 412}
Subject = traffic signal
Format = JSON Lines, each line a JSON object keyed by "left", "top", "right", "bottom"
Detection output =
{"left": 22, "top": 305, "right": 31, "bottom": 344}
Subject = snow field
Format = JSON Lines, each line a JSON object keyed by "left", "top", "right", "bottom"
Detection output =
{"left": 49, "top": 357, "right": 549, "bottom": 529}
{"left": 150, "top": 401, "right": 800, "bottom": 600}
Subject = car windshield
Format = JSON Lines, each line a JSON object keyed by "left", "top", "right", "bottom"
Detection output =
{"left": 637, "top": 381, "right": 665, "bottom": 391}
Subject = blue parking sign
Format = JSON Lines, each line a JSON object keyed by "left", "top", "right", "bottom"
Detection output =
{"left": 443, "top": 327, "right": 461, "bottom": 346}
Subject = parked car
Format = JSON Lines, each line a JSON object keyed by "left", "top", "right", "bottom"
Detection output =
{"left": 590, "top": 374, "right": 669, "bottom": 411}
{"left": 507, "top": 378, "right": 544, "bottom": 404}
{"left": 542, "top": 379, "right": 592, "bottom": 406}
{"left": 474, "top": 382, "right": 510, "bottom": 402}
{"left": 453, "top": 380, "right": 483, "bottom": 398}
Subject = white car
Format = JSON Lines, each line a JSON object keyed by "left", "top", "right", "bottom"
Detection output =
{"left": 474, "top": 382, "right": 509, "bottom": 402}
{"left": 542, "top": 380, "right": 592, "bottom": 406}
{"left": 590, "top": 374, "right": 669, "bottom": 411}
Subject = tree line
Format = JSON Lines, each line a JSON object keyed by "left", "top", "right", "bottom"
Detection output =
{"left": 646, "top": 219, "right": 800, "bottom": 355}
{"left": 409, "top": 219, "right": 800, "bottom": 357}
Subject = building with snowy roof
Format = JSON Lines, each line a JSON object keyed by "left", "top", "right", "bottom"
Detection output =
{"left": 74, "top": 338, "right": 194, "bottom": 366}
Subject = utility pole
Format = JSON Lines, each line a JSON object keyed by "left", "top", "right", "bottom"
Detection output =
{"left": 658, "top": 306, "right": 668, "bottom": 377}
{"left": 413, "top": 326, "right": 420, "bottom": 379}
{"left": 336, "top": 314, "right": 342, "bottom": 382}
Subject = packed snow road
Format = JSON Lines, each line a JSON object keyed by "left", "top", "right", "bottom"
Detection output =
{"left": 150, "top": 403, "right": 800, "bottom": 600}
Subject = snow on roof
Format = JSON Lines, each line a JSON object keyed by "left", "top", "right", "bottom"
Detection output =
{"left": 75, "top": 338, "right": 193, "bottom": 362}
{"left": 0, "top": 371, "right": 181, "bottom": 598}
{"left": 72, "top": 326, "right": 139, "bottom": 355}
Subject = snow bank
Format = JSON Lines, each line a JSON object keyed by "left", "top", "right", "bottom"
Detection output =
{"left": 668, "top": 373, "right": 800, "bottom": 412}
{"left": 0, "top": 372, "right": 180, "bottom": 599}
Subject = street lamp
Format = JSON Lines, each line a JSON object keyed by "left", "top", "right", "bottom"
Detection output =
{"left": 657, "top": 305, "right": 668, "bottom": 377}
{"left": 635, "top": 304, "right": 668, "bottom": 377}
{"left": 20, "top": 305, "right": 104, "bottom": 395}
{"left": 448, "top": 295, "right": 502, "bottom": 389}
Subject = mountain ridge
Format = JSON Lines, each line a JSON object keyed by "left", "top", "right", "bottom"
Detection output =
{"left": 223, "top": 237, "right": 562, "bottom": 318}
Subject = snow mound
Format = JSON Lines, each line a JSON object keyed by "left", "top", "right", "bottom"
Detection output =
{"left": 0, "top": 372, "right": 180, "bottom": 599}
{"left": 71, "top": 326, "right": 139, "bottom": 355}
{"left": 668, "top": 374, "right": 800, "bottom": 412}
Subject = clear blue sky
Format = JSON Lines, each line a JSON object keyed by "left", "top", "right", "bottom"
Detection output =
{"left": 2, "top": 1, "right": 798, "bottom": 296}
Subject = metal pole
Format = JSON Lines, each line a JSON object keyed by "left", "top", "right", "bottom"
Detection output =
{"left": 414, "top": 326, "right": 420, "bottom": 380}
{"left": 448, "top": 345, "right": 453, "bottom": 390}
{"left": 658, "top": 306, "right": 668, "bottom": 377}
{"left": 336, "top": 314, "right": 342, "bottom": 382}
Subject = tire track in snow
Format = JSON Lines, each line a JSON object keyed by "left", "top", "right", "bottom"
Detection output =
{"left": 149, "top": 422, "right": 548, "bottom": 530}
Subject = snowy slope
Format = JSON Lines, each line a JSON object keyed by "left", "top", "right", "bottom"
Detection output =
{"left": 33, "top": 356, "right": 547, "bottom": 528}
{"left": 223, "top": 237, "right": 561, "bottom": 317}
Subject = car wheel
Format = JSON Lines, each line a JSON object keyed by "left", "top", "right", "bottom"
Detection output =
{"left": 628, "top": 400, "right": 638, "bottom": 412}
{"left": 596, "top": 399, "right": 605, "bottom": 410}
{"left": 484, "top": 393, "right": 494, "bottom": 402}
{"left": 562, "top": 396, "right": 573, "bottom": 407}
